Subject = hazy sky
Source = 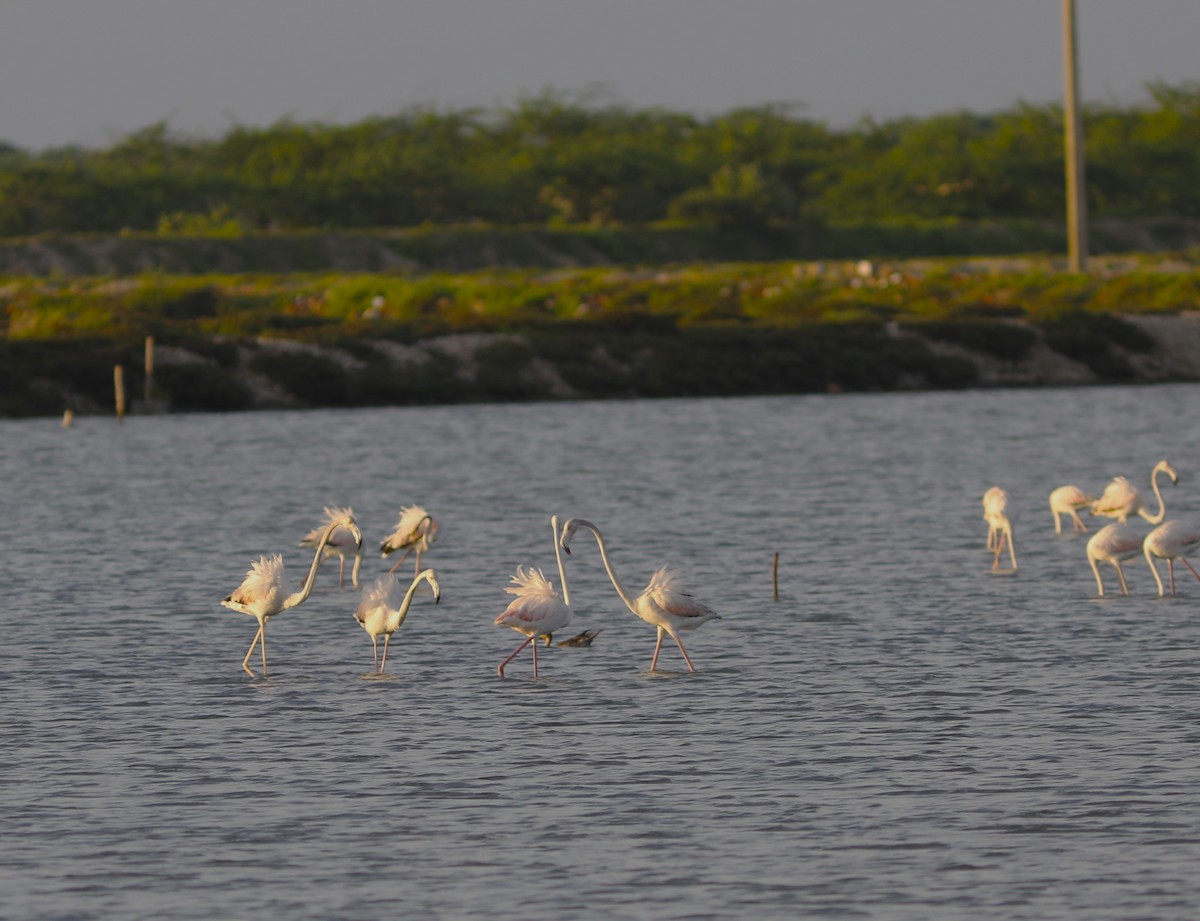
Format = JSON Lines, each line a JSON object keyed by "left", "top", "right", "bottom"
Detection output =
{"left": 2, "top": 0, "right": 1198, "bottom": 150}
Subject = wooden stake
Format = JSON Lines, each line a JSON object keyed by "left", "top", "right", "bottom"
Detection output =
{"left": 772, "top": 552, "right": 780, "bottom": 601}
{"left": 114, "top": 365, "right": 126, "bottom": 422}
{"left": 144, "top": 336, "right": 155, "bottom": 404}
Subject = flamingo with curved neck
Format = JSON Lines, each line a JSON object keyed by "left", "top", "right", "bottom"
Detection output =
{"left": 355, "top": 568, "right": 441, "bottom": 672}
{"left": 559, "top": 518, "right": 720, "bottom": 673}
{"left": 1091, "top": 460, "right": 1179, "bottom": 525}
{"left": 223, "top": 513, "right": 363, "bottom": 676}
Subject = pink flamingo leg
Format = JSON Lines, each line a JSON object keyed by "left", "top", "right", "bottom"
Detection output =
{"left": 672, "top": 634, "right": 697, "bottom": 673}
{"left": 1115, "top": 562, "right": 1130, "bottom": 595}
{"left": 498, "top": 636, "right": 534, "bottom": 677}
{"left": 1180, "top": 558, "right": 1200, "bottom": 585}
{"left": 531, "top": 635, "right": 539, "bottom": 678}
{"left": 1169, "top": 560, "right": 1177, "bottom": 596}
{"left": 380, "top": 635, "right": 392, "bottom": 673}
{"left": 649, "top": 628, "right": 666, "bottom": 671}
{"left": 371, "top": 635, "right": 380, "bottom": 672}
{"left": 387, "top": 549, "right": 413, "bottom": 574}
{"left": 242, "top": 624, "right": 263, "bottom": 675}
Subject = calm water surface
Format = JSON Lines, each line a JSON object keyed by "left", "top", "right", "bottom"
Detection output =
{"left": 4, "top": 386, "right": 1200, "bottom": 920}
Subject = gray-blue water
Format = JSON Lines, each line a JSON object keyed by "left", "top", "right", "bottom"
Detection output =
{"left": 4, "top": 386, "right": 1200, "bottom": 920}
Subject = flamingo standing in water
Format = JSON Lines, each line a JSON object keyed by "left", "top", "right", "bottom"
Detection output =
{"left": 222, "top": 511, "right": 362, "bottom": 676}
{"left": 1142, "top": 520, "right": 1200, "bottom": 597}
{"left": 1090, "top": 460, "right": 1178, "bottom": 524}
{"left": 380, "top": 505, "right": 440, "bottom": 576}
{"left": 1049, "top": 485, "right": 1097, "bottom": 535}
{"left": 559, "top": 518, "right": 720, "bottom": 673}
{"left": 354, "top": 569, "right": 441, "bottom": 672}
{"left": 982, "top": 487, "right": 1017, "bottom": 572}
{"left": 1086, "top": 521, "right": 1144, "bottom": 596}
{"left": 300, "top": 505, "right": 364, "bottom": 588}
{"left": 495, "top": 515, "right": 572, "bottom": 678}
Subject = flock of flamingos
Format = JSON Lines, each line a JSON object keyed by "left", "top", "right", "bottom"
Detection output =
{"left": 220, "top": 458, "right": 1194, "bottom": 681}
{"left": 985, "top": 458, "right": 1200, "bottom": 597}
{"left": 221, "top": 507, "right": 719, "bottom": 679}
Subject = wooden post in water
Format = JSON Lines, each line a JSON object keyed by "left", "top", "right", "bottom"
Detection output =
{"left": 772, "top": 552, "right": 780, "bottom": 601}
{"left": 144, "top": 336, "right": 155, "bottom": 405}
{"left": 114, "top": 365, "right": 126, "bottom": 423}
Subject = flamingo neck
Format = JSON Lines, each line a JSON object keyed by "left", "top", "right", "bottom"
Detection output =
{"left": 392, "top": 571, "right": 431, "bottom": 631}
{"left": 285, "top": 520, "right": 338, "bottom": 609}
{"left": 573, "top": 519, "right": 638, "bottom": 614}
{"left": 1143, "top": 467, "right": 1169, "bottom": 524}
{"left": 552, "top": 515, "right": 570, "bottom": 607}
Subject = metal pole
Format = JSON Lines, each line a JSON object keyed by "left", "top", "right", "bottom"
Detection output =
{"left": 1062, "top": 0, "right": 1088, "bottom": 272}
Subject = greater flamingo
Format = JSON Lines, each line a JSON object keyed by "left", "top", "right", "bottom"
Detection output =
{"left": 1090, "top": 460, "right": 1178, "bottom": 524}
{"left": 982, "top": 487, "right": 1017, "bottom": 571}
{"left": 559, "top": 518, "right": 720, "bottom": 672}
{"left": 222, "top": 511, "right": 362, "bottom": 676}
{"left": 300, "top": 505, "right": 364, "bottom": 588}
{"left": 1142, "top": 520, "right": 1200, "bottom": 597}
{"left": 1049, "top": 485, "right": 1097, "bottom": 535}
{"left": 354, "top": 569, "right": 441, "bottom": 672}
{"left": 380, "top": 505, "right": 440, "bottom": 576}
{"left": 1086, "top": 521, "right": 1144, "bottom": 596}
{"left": 495, "top": 515, "right": 572, "bottom": 678}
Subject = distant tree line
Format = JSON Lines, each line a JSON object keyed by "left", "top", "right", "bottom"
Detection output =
{"left": 1, "top": 82, "right": 1198, "bottom": 238}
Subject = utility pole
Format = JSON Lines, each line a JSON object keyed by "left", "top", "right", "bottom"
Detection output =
{"left": 1062, "top": 0, "right": 1088, "bottom": 272}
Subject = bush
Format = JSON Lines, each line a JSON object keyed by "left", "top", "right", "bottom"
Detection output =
{"left": 155, "top": 362, "right": 255, "bottom": 411}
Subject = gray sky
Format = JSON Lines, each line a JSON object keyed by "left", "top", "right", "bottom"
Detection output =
{"left": 2, "top": 0, "right": 1198, "bottom": 151}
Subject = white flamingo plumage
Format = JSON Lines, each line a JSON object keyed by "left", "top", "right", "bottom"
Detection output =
{"left": 982, "top": 487, "right": 1017, "bottom": 571}
{"left": 354, "top": 569, "right": 441, "bottom": 672}
{"left": 1049, "top": 485, "right": 1097, "bottom": 535}
{"left": 1142, "top": 520, "right": 1200, "bottom": 597}
{"left": 1090, "top": 460, "right": 1178, "bottom": 524}
{"left": 380, "top": 505, "right": 440, "bottom": 576}
{"left": 559, "top": 518, "right": 720, "bottom": 673}
{"left": 494, "top": 516, "right": 572, "bottom": 678}
{"left": 1086, "top": 521, "right": 1144, "bottom": 596}
{"left": 222, "top": 512, "right": 362, "bottom": 676}
{"left": 300, "top": 505, "right": 364, "bottom": 588}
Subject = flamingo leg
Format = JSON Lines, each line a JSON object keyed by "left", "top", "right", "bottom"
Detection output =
{"left": 242, "top": 624, "right": 263, "bottom": 675}
{"left": 531, "top": 634, "right": 539, "bottom": 678}
{"left": 649, "top": 627, "right": 666, "bottom": 671}
{"left": 672, "top": 633, "right": 697, "bottom": 673}
{"left": 1090, "top": 558, "right": 1106, "bottom": 596}
{"left": 1147, "top": 556, "right": 1166, "bottom": 597}
{"left": 387, "top": 549, "right": 413, "bottom": 574}
{"left": 1006, "top": 528, "right": 1018, "bottom": 570}
{"left": 1114, "top": 561, "right": 1130, "bottom": 596}
{"left": 260, "top": 623, "right": 269, "bottom": 675}
{"left": 1168, "top": 560, "right": 1177, "bottom": 596}
{"left": 338, "top": 556, "right": 346, "bottom": 587}
{"left": 380, "top": 635, "right": 391, "bottom": 673}
{"left": 1071, "top": 511, "right": 1088, "bottom": 533}
{"left": 498, "top": 636, "right": 534, "bottom": 677}
{"left": 1180, "top": 557, "right": 1200, "bottom": 585}
{"left": 371, "top": 634, "right": 379, "bottom": 671}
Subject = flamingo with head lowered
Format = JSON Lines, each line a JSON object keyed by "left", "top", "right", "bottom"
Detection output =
{"left": 1142, "top": 520, "right": 1200, "bottom": 597}
{"left": 495, "top": 515, "right": 572, "bottom": 678}
{"left": 1091, "top": 460, "right": 1179, "bottom": 524}
{"left": 559, "top": 518, "right": 720, "bottom": 673}
{"left": 982, "top": 487, "right": 1017, "bottom": 572}
{"left": 222, "top": 511, "right": 362, "bottom": 676}
{"left": 354, "top": 569, "right": 441, "bottom": 673}
{"left": 1086, "top": 521, "right": 1144, "bottom": 596}
{"left": 300, "top": 505, "right": 364, "bottom": 588}
{"left": 1049, "top": 485, "right": 1097, "bottom": 535}
{"left": 380, "top": 505, "right": 440, "bottom": 577}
